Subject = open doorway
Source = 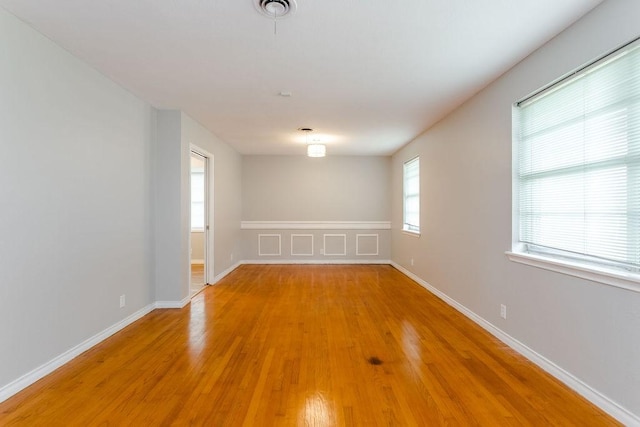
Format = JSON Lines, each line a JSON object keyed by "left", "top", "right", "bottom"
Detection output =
{"left": 190, "top": 150, "right": 210, "bottom": 296}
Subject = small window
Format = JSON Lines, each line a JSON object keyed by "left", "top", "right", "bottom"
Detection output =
{"left": 191, "top": 169, "right": 205, "bottom": 231}
{"left": 190, "top": 150, "right": 206, "bottom": 234}
{"left": 403, "top": 157, "right": 420, "bottom": 234}
{"left": 513, "top": 38, "right": 640, "bottom": 274}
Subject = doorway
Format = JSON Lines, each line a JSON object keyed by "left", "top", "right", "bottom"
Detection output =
{"left": 190, "top": 150, "right": 211, "bottom": 296}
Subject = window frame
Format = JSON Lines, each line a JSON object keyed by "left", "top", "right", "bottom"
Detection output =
{"left": 508, "top": 37, "right": 640, "bottom": 293}
{"left": 402, "top": 156, "right": 420, "bottom": 236}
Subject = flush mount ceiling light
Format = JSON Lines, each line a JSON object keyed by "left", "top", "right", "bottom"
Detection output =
{"left": 300, "top": 128, "right": 326, "bottom": 158}
{"left": 255, "top": 0, "right": 297, "bottom": 18}
{"left": 307, "top": 143, "right": 326, "bottom": 158}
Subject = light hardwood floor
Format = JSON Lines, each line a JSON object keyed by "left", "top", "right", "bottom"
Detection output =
{"left": 0, "top": 265, "right": 618, "bottom": 426}
{"left": 191, "top": 263, "right": 205, "bottom": 296}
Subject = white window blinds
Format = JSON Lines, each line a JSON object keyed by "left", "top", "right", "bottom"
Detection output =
{"left": 403, "top": 157, "right": 420, "bottom": 233}
{"left": 514, "top": 39, "right": 640, "bottom": 272}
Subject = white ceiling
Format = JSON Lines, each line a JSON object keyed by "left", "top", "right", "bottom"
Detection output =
{"left": 0, "top": 0, "right": 603, "bottom": 156}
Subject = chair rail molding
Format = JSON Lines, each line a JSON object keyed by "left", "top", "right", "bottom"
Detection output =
{"left": 241, "top": 221, "right": 391, "bottom": 230}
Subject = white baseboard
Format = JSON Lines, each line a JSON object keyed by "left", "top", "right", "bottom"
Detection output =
{"left": 390, "top": 262, "right": 640, "bottom": 426}
{"left": 240, "top": 259, "right": 392, "bottom": 265}
{"left": 155, "top": 295, "right": 191, "bottom": 309}
{"left": 4, "top": 262, "right": 636, "bottom": 425}
{"left": 211, "top": 262, "right": 242, "bottom": 284}
{"left": 0, "top": 303, "right": 155, "bottom": 404}
{"left": 0, "top": 294, "right": 190, "bottom": 404}
{"left": 190, "top": 259, "right": 204, "bottom": 265}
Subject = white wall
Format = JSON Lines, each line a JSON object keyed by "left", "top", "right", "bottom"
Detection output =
{"left": 0, "top": 7, "right": 154, "bottom": 389}
{"left": 154, "top": 111, "right": 243, "bottom": 300}
{"left": 0, "top": 8, "right": 243, "bottom": 400}
{"left": 243, "top": 156, "right": 390, "bottom": 221}
{"left": 242, "top": 156, "right": 391, "bottom": 261}
{"left": 2, "top": 0, "right": 637, "bottom": 419}
{"left": 391, "top": 0, "right": 640, "bottom": 421}
{"left": 190, "top": 232, "right": 205, "bottom": 262}
{"left": 181, "top": 113, "right": 243, "bottom": 276}
{"left": 153, "top": 110, "right": 188, "bottom": 303}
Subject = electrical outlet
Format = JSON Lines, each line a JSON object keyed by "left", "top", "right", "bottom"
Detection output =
{"left": 230, "top": 253, "right": 233, "bottom": 261}
{"left": 500, "top": 304, "right": 507, "bottom": 319}
{"left": 120, "top": 295, "right": 126, "bottom": 308}
{"left": 410, "top": 258, "right": 414, "bottom": 266}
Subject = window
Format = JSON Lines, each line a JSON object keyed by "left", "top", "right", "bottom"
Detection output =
{"left": 403, "top": 157, "right": 420, "bottom": 234}
{"left": 512, "top": 39, "right": 640, "bottom": 279}
{"left": 191, "top": 170, "right": 205, "bottom": 231}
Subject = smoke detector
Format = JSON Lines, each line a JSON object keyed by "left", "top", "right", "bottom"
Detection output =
{"left": 255, "top": 0, "right": 297, "bottom": 18}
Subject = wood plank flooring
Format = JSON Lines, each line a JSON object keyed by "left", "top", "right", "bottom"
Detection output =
{"left": 0, "top": 265, "right": 618, "bottom": 426}
{"left": 191, "top": 263, "right": 205, "bottom": 296}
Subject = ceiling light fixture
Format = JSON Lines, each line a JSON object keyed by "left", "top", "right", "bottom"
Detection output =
{"left": 307, "top": 143, "right": 326, "bottom": 158}
{"left": 300, "top": 128, "right": 326, "bottom": 158}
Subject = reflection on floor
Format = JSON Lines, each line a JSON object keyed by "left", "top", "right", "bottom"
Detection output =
{"left": 0, "top": 265, "right": 617, "bottom": 425}
{"left": 190, "top": 263, "right": 205, "bottom": 296}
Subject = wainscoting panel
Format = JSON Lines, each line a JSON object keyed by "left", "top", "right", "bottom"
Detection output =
{"left": 258, "top": 234, "right": 282, "bottom": 256}
{"left": 291, "top": 234, "right": 314, "bottom": 256}
{"left": 242, "top": 225, "right": 390, "bottom": 262}
{"left": 356, "top": 234, "right": 379, "bottom": 256}
{"left": 323, "top": 234, "right": 347, "bottom": 256}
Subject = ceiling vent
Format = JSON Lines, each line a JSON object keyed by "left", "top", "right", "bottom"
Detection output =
{"left": 255, "top": 0, "right": 297, "bottom": 18}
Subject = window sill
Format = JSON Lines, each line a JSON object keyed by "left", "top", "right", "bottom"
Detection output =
{"left": 505, "top": 251, "right": 640, "bottom": 294}
{"left": 402, "top": 229, "right": 421, "bottom": 237}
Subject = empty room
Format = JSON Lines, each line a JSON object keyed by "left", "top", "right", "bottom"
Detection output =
{"left": 0, "top": 0, "right": 638, "bottom": 425}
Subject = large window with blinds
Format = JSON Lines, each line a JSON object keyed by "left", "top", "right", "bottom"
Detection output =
{"left": 513, "top": 39, "right": 640, "bottom": 275}
{"left": 403, "top": 157, "right": 420, "bottom": 234}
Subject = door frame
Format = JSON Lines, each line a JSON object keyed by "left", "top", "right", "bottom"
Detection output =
{"left": 189, "top": 145, "right": 214, "bottom": 286}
